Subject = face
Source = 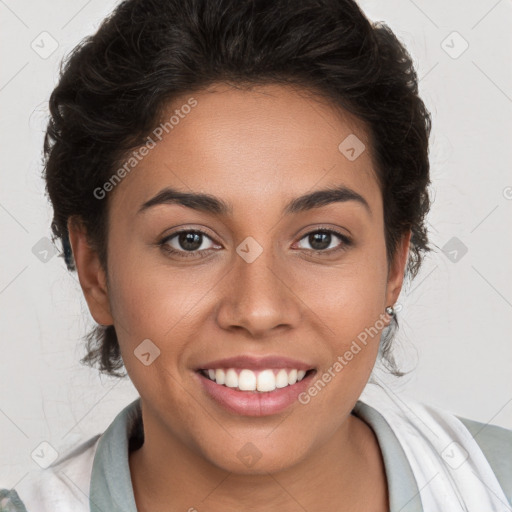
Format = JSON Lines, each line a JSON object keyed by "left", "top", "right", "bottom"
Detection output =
{"left": 71, "top": 83, "right": 409, "bottom": 475}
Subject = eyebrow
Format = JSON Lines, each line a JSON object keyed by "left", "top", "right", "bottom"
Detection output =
{"left": 137, "top": 184, "right": 371, "bottom": 217}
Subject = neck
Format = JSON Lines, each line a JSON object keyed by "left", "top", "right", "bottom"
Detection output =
{"left": 129, "top": 408, "right": 388, "bottom": 512}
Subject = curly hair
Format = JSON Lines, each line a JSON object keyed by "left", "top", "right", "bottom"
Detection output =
{"left": 43, "top": 0, "right": 432, "bottom": 378}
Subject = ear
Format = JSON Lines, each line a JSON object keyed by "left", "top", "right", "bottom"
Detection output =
{"left": 384, "top": 229, "right": 412, "bottom": 309}
{"left": 67, "top": 217, "right": 114, "bottom": 326}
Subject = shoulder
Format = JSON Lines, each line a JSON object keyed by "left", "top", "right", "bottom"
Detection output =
{"left": 457, "top": 415, "right": 512, "bottom": 505}
{"left": 1, "top": 488, "right": 28, "bottom": 512}
{"left": 359, "top": 383, "right": 512, "bottom": 506}
{"left": 0, "top": 434, "right": 101, "bottom": 512}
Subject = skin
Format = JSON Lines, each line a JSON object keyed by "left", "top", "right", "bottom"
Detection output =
{"left": 69, "top": 82, "right": 410, "bottom": 511}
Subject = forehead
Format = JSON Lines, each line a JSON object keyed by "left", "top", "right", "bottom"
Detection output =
{"left": 110, "top": 83, "right": 381, "bottom": 217}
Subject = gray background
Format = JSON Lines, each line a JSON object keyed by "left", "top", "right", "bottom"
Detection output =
{"left": 1, "top": 0, "right": 511, "bottom": 486}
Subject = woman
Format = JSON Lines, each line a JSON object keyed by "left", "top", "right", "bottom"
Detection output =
{"left": 1, "top": 0, "right": 511, "bottom": 510}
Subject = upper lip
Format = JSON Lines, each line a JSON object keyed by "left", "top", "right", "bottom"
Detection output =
{"left": 195, "top": 355, "right": 316, "bottom": 372}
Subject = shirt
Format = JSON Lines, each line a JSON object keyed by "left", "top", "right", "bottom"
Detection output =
{"left": 1, "top": 395, "right": 511, "bottom": 511}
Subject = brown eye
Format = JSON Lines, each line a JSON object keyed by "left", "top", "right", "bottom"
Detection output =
{"left": 159, "top": 230, "right": 219, "bottom": 258}
{"left": 296, "top": 229, "right": 352, "bottom": 254}
{"left": 175, "top": 232, "right": 205, "bottom": 251}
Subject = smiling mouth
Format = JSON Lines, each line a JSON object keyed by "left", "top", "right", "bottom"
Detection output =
{"left": 196, "top": 367, "right": 316, "bottom": 393}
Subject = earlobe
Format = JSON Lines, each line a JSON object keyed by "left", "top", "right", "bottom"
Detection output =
{"left": 385, "top": 230, "right": 412, "bottom": 309}
{"left": 67, "top": 217, "right": 114, "bottom": 326}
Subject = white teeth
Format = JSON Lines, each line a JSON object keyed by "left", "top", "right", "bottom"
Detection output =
{"left": 275, "top": 369, "right": 289, "bottom": 388}
{"left": 239, "top": 369, "right": 257, "bottom": 391}
{"left": 201, "top": 368, "right": 310, "bottom": 392}
{"left": 225, "top": 369, "right": 238, "bottom": 388}
{"left": 256, "top": 369, "right": 275, "bottom": 392}
{"left": 215, "top": 369, "right": 225, "bottom": 385}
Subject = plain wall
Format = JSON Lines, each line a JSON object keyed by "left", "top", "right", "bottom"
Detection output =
{"left": 1, "top": 0, "right": 511, "bottom": 486}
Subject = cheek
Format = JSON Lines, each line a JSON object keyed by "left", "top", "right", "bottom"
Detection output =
{"left": 304, "top": 244, "right": 388, "bottom": 328}
{"left": 301, "top": 242, "right": 389, "bottom": 383}
{"left": 106, "top": 228, "right": 192, "bottom": 328}
{"left": 106, "top": 241, "right": 221, "bottom": 367}
{"left": 105, "top": 255, "right": 200, "bottom": 398}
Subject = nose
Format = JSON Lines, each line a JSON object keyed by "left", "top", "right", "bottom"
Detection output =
{"left": 215, "top": 239, "right": 302, "bottom": 338}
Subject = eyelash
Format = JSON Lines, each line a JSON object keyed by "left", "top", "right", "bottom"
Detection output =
{"left": 158, "top": 228, "right": 353, "bottom": 259}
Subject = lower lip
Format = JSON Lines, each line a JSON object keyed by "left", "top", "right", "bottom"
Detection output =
{"left": 194, "top": 369, "right": 317, "bottom": 416}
